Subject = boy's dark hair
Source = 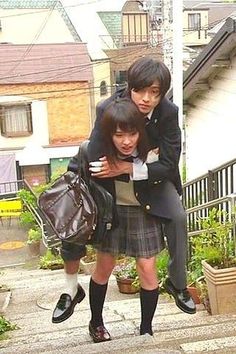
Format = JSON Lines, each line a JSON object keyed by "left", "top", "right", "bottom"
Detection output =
{"left": 127, "top": 57, "right": 171, "bottom": 98}
{"left": 101, "top": 97, "right": 149, "bottom": 163}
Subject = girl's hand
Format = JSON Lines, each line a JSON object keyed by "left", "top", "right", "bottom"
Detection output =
{"left": 89, "top": 156, "right": 132, "bottom": 178}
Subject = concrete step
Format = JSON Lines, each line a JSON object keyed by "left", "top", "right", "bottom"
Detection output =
{"left": 1, "top": 267, "right": 236, "bottom": 354}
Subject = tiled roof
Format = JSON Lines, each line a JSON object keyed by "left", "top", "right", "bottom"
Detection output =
{"left": 0, "top": 43, "right": 93, "bottom": 84}
{"left": 61, "top": 0, "right": 127, "bottom": 60}
{"left": 98, "top": 12, "right": 122, "bottom": 38}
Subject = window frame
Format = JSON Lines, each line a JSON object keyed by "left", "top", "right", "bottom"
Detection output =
{"left": 100, "top": 80, "right": 108, "bottom": 96}
{"left": 188, "top": 13, "right": 201, "bottom": 31}
{"left": 122, "top": 12, "right": 148, "bottom": 45}
{"left": 0, "top": 103, "right": 33, "bottom": 138}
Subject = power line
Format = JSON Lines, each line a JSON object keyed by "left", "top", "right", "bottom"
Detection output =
{"left": 0, "top": 8, "right": 233, "bottom": 90}
{"left": 0, "top": 0, "right": 105, "bottom": 18}
{"left": 3, "top": 2, "right": 57, "bottom": 79}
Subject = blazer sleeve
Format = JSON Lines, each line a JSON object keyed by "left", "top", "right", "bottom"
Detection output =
{"left": 87, "top": 102, "right": 107, "bottom": 162}
{"left": 147, "top": 102, "right": 181, "bottom": 184}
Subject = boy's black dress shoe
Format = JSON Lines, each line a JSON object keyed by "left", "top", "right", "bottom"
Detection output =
{"left": 52, "top": 284, "right": 85, "bottom": 323}
{"left": 89, "top": 321, "right": 111, "bottom": 343}
{"left": 164, "top": 278, "right": 196, "bottom": 314}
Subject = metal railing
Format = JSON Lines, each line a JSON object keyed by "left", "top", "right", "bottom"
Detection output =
{"left": 186, "top": 193, "right": 236, "bottom": 260}
{"left": 0, "top": 179, "right": 24, "bottom": 198}
{"left": 183, "top": 158, "right": 236, "bottom": 209}
{"left": 21, "top": 179, "right": 62, "bottom": 250}
{"left": 0, "top": 178, "right": 62, "bottom": 251}
{"left": 183, "top": 158, "right": 236, "bottom": 258}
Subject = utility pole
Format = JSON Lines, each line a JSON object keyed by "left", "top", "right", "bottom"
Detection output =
{"left": 161, "top": 0, "right": 173, "bottom": 72}
{"left": 172, "top": 1, "right": 184, "bottom": 177}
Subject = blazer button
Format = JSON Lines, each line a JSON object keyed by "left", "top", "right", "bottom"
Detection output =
{"left": 135, "top": 192, "right": 138, "bottom": 197}
{"left": 154, "top": 181, "right": 158, "bottom": 185}
{"left": 145, "top": 205, "right": 151, "bottom": 210}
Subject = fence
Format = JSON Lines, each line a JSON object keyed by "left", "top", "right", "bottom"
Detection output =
{"left": 0, "top": 179, "right": 61, "bottom": 250}
{"left": 183, "top": 158, "right": 236, "bottom": 233}
{"left": 0, "top": 180, "right": 24, "bottom": 198}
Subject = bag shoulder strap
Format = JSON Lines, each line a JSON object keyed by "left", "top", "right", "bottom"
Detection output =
{"left": 79, "top": 140, "right": 90, "bottom": 184}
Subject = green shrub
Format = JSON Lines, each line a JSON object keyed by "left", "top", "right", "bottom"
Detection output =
{"left": 27, "top": 228, "right": 42, "bottom": 244}
{"left": 19, "top": 210, "right": 37, "bottom": 230}
{"left": 39, "top": 250, "right": 64, "bottom": 269}
{"left": 17, "top": 189, "right": 36, "bottom": 207}
{"left": 190, "top": 208, "right": 235, "bottom": 270}
{"left": 0, "top": 316, "right": 17, "bottom": 337}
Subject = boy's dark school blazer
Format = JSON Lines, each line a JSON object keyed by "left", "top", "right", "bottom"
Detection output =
{"left": 87, "top": 88, "right": 183, "bottom": 221}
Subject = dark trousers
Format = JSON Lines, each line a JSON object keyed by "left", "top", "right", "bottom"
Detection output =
{"left": 161, "top": 181, "right": 187, "bottom": 289}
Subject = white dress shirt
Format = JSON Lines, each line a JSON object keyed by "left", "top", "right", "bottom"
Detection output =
{"left": 131, "top": 110, "right": 159, "bottom": 181}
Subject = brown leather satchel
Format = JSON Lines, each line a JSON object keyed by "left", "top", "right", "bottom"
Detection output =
{"left": 38, "top": 141, "right": 113, "bottom": 245}
{"left": 38, "top": 170, "right": 97, "bottom": 245}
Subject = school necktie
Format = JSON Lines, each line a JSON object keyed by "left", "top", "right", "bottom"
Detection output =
{"left": 123, "top": 156, "right": 134, "bottom": 162}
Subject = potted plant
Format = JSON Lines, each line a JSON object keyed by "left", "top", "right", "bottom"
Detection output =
{"left": 27, "top": 227, "right": 42, "bottom": 257}
{"left": 187, "top": 240, "right": 207, "bottom": 305}
{"left": 80, "top": 245, "right": 97, "bottom": 275}
{"left": 39, "top": 249, "right": 64, "bottom": 270}
{"left": 195, "top": 207, "right": 236, "bottom": 315}
{"left": 113, "top": 257, "right": 139, "bottom": 294}
{"left": 186, "top": 271, "right": 202, "bottom": 305}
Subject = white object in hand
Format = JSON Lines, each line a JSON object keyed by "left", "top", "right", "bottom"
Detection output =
{"left": 90, "top": 161, "right": 103, "bottom": 167}
{"left": 90, "top": 166, "right": 102, "bottom": 173}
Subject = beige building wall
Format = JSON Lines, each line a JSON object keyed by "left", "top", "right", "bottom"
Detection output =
{"left": 90, "top": 60, "right": 111, "bottom": 124}
{"left": 185, "top": 55, "right": 236, "bottom": 180}
{"left": 0, "top": 8, "right": 74, "bottom": 44}
{"left": 183, "top": 10, "right": 210, "bottom": 46}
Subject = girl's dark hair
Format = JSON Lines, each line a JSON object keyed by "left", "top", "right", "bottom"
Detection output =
{"left": 127, "top": 57, "right": 171, "bottom": 98}
{"left": 101, "top": 97, "right": 149, "bottom": 163}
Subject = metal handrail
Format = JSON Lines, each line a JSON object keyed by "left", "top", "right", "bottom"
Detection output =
{"left": 186, "top": 194, "right": 236, "bottom": 214}
{"left": 20, "top": 180, "right": 61, "bottom": 250}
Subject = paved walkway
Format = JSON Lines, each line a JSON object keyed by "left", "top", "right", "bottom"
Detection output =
{"left": 1, "top": 266, "right": 236, "bottom": 354}
{"left": 1, "top": 218, "right": 236, "bottom": 353}
{"left": 0, "top": 218, "right": 46, "bottom": 268}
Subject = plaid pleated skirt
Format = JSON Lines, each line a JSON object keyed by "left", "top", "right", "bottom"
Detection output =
{"left": 95, "top": 205, "right": 165, "bottom": 258}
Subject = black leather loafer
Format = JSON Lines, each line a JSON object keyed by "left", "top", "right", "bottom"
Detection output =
{"left": 164, "top": 278, "right": 196, "bottom": 314}
{"left": 52, "top": 284, "right": 85, "bottom": 323}
{"left": 89, "top": 321, "right": 111, "bottom": 343}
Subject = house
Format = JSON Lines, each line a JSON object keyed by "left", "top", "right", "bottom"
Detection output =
{"left": 62, "top": 0, "right": 163, "bottom": 112}
{"left": 183, "top": 1, "right": 236, "bottom": 56}
{"left": 0, "top": 0, "right": 112, "bottom": 124}
{"left": 0, "top": 43, "right": 93, "bottom": 186}
{"left": 183, "top": 17, "right": 236, "bottom": 181}
{"left": 0, "top": 0, "right": 80, "bottom": 43}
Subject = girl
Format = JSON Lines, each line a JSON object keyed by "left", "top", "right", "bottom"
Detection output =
{"left": 88, "top": 97, "right": 164, "bottom": 342}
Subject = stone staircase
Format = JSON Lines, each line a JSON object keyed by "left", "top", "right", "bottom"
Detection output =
{"left": 1, "top": 267, "right": 236, "bottom": 354}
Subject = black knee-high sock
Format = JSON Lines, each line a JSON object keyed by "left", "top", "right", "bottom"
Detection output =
{"left": 140, "top": 287, "right": 159, "bottom": 335}
{"left": 89, "top": 278, "right": 108, "bottom": 327}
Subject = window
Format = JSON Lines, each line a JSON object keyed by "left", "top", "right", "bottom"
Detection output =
{"left": 0, "top": 104, "right": 33, "bottom": 137}
{"left": 122, "top": 13, "right": 148, "bottom": 44}
{"left": 188, "top": 13, "right": 201, "bottom": 30}
{"left": 116, "top": 70, "right": 128, "bottom": 86}
{"left": 100, "top": 81, "right": 108, "bottom": 96}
